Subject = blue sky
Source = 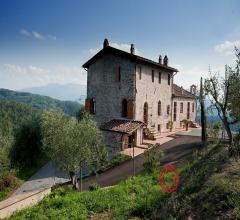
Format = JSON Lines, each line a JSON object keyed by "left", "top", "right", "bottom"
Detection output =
{"left": 0, "top": 0, "right": 240, "bottom": 90}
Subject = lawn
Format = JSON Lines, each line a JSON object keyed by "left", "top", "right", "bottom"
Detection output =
{"left": 8, "top": 143, "right": 240, "bottom": 220}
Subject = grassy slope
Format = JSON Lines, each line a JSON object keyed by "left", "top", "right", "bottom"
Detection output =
{"left": 8, "top": 143, "right": 240, "bottom": 220}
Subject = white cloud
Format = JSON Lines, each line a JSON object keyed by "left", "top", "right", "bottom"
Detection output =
{"left": 86, "top": 42, "right": 140, "bottom": 57}
{"left": 19, "top": 28, "right": 56, "bottom": 41}
{"left": 172, "top": 63, "right": 226, "bottom": 90}
{"left": 0, "top": 64, "right": 86, "bottom": 90}
{"left": 215, "top": 40, "right": 240, "bottom": 55}
{"left": 47, "top": 34, "right": 57, "bottom": 40}
{"left": 19, "top": 28, "right": 31, "bottom": 36}
{"left": 32, "top": 31, "right": 45, "bottom": 40}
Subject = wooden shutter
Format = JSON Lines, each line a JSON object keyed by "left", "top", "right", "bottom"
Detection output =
{"left": 127, "top": 100, "right": 134, "bottom": 119}
{"left": 85, "top": 99, "right": 91, "bottom": 113}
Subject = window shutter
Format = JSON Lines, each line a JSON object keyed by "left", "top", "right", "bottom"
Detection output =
{"left": 85, "top": 99, "right": 91, "bottom": 113}
{"left": 127, "top": 100, "right": 134, "bottom": 119}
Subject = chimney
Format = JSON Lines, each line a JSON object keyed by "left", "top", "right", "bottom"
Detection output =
{"left": 103, "top": 38, "right": 109, "bottom": 48}
{"left": 130, "top": 44, "right": 135, "bottom": 55}
{"left": 181, "top": 86, "right": 183, "bottom": 94}
{"left": 190, "top": 84, "right": 196, "bottom": 95}
{"left": 159, "top": 55, "right": 162, "bottom": 64}
{"left": 163, "top": 55, "right": 168, "bottom": 66}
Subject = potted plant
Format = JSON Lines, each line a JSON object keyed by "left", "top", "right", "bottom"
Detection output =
{"left": 181, "top": 119, "right": 190, "bottom": 131}
{"left": 167, "top": 121, "right": 173, "bottom": 132}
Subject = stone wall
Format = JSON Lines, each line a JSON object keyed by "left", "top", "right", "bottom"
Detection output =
{"left": 87, "top": 53, "right": 135, "bottom": 126}
{"left": 172, "top": 97, "right": 196, "bottom": 129}
{"left": 101, "top": 130, "right": 123, "bottom": 157}
{"left": 135, "top": 64, "right": 172, "bottom": 132}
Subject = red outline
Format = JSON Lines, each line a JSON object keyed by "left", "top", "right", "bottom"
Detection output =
{"left": 159, "top": 164, "right": 180, "bottom": 193}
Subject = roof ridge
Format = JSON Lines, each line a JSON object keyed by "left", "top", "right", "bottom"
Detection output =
{"left": 82, "top": 45, "right": 178, "bottom": 72}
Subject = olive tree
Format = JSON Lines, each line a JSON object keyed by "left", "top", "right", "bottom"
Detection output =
{"left": 205, "top": 48, "right": 240, "bottom": 143}
{"left": 41, "top": 108, "right": 106, "bottom": 190}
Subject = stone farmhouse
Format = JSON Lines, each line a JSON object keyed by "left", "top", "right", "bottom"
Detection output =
{"left": 83, "top": 39, "right": 196, "bottom": 155}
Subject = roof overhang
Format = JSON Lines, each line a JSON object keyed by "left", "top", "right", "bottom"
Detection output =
{"left": 100, "top": 119, "right": 144, "bottom": 134}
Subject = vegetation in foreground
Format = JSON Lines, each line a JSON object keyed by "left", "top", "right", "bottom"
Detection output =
{"left": 0, "top": 98, "right": 82, "bottom": 201}
{"left": 8, "top": 142, "right": 240, "bottom": 220}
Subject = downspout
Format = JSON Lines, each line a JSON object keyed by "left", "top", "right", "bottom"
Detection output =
{"left": 134, "top": 64, "right": 137, "bottom": 120}
{"left": 171, "top": 72, "right": 178, "bottom": 123}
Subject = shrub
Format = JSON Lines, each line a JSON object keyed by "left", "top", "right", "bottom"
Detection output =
{"left": 97, "top": 153, "right": 131, "bottom": 173}
{"left": 0, "top": 174, "right": 17, "bottom": 190}
{"left": 89, "top": 183, "right": 100, "bottom": 191}
{"left": 143, "top": 144, "right": 164, "bottom": 172}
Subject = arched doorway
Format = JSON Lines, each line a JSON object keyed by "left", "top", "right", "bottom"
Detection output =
{"left": 143, "top": 102, "right": 148, "bottom": 124}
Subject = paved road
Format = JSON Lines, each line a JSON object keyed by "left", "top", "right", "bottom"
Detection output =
{"left": 12, "top": 162, "right": 69, "bottom": 196}
{"left": 81, "top": 135, "right": 202, "bottom": 190}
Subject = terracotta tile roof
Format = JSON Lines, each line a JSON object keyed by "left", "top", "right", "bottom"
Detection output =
{"left": 82, "top": 46, "right": 178, "bottom": 73}
{"left": 172, "top": 84, "right": 196, "bottom": 99}
{"left": 100, "top": 119, "right": 144, "bottom": 134}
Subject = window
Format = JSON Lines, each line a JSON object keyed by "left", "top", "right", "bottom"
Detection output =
{"left": 187, "top": 102, "right": 190, "bottom": 119}
{"left": 173, "top": 102, "right": 177, "bottom": 121}
{"left": 143, "top": 102, "right": 148, "bottom": 124}
{"left": 158, "top": 72, "right": 161, "bottom": 84}
{"left": 167, "top": 105, "right": 170, "bottom": 115}
{"left": 122, "top": 99, "right": 127, "bottom": 117}
{"left": 86, "top": 98, "right": 95, "bottom": 114}
{"left": 158, "top": 124, "right": 161, "bottom": 132}
{"left": 152, "top": 70, "right": 154, "bottom": 82}
{"left": 192, "top": 103, "right": 195, "bottom": 112}
{"left": 168, "top": 74, "right": 171, "bottom": 85}
{"left": 180, "top": 102, "right": 183, "bottom": 113}
{"left": 116, "top": 66, "right": 121, "bottom": 82}
{"left": 158, "top": 100, "right": 162, "bottom": 116}
{"left": 137, "top": 66, "right": 142, "bottom": 80}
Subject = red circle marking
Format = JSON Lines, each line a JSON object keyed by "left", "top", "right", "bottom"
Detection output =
{"left": 159, "top": 164, "right": 180, "bottom": 193}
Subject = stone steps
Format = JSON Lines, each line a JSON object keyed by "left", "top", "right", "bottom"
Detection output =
{"left": 148, "top": 127, "right": 161, "bottom": 140}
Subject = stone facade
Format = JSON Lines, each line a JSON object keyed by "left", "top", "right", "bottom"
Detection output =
{"left": 83, "top": 40, "right": 196, "bottom": 154}
{"left": 172, "top": 97, "right": 196, "bottom": 129}
{"left": 86, "top": 53, "right": 135, "bottom": 126}
{"left": 135, "top": 64, "right": 173, "bottom": 133}
{"left": 101, "top": 130, "right": 123, "bottom": 156}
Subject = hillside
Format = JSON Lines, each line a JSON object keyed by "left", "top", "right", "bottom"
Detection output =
{"left": 0, "top": 100, "right": 40, "bottom": 135}
{"left": 0, "top": 88, "right": 82, "bottom": 117}
{"left": 20, "top": 83, "right": 86, "bottom": 103}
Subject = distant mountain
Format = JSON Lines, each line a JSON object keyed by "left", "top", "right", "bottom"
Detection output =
{"left": 20, "top": 83, "right": 87, "bottom": 104}
{"left": 0, "top": 88, "right": 82, "bottom": 117}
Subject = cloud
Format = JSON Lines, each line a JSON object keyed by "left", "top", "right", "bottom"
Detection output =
{"left": 19, "top": 28, "right": 56, "bottom": 41}
{"left": 215, "top": 40, "right": 240, "bottom": 55}
{"left": 86, "top": 42, "right": 140, "bottom": 57}
{"left": 19, "top": 28, "right": 31, "bottom": 36}
{"left": 47, "top": 35, "right": 57, "bottom": 40}
{"left": 172, "top": 63, "right": 227, "bottom": 90}
{"left": 32, "top": 31, "right": 45, "bottom": 40}
{"left": 0, "top": 64, "right": 87, "bottom": 90}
